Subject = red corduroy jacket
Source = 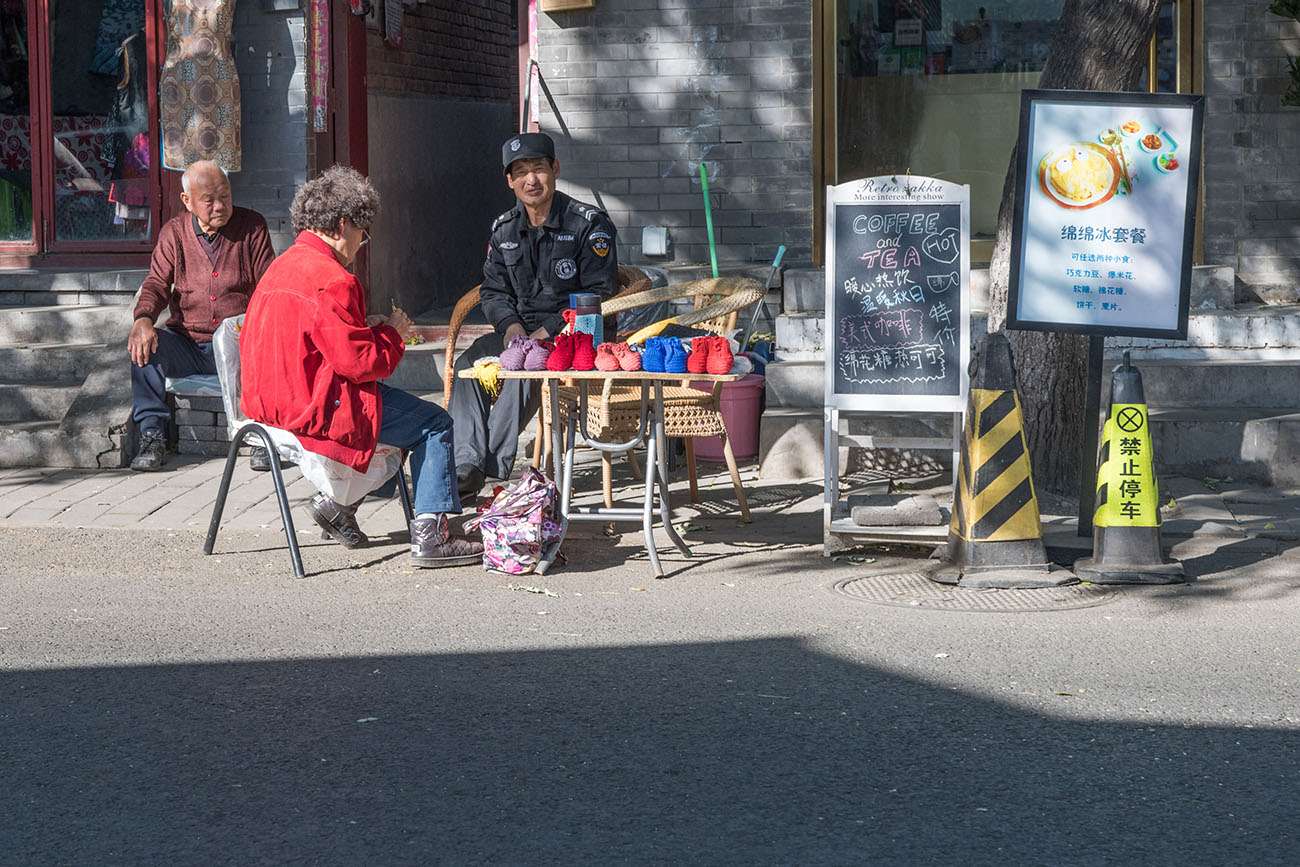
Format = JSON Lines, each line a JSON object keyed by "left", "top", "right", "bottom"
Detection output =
{"left": 239, "top": 231, "right": 404, "bottom": 471}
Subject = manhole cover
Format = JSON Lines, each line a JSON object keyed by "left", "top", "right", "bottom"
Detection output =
{"left": 834, "top": 571, "right": 1117, "bottom": 612}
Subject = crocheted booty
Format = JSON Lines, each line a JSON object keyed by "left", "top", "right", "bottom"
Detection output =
{"left": 663, "top": 338, "right": 689, "bottom": 374}
{"left": 705, "top": 335, "right": 734, "bottom": 375}
{"left": 546, "top": 333, "right": 575, "bottom": 371}
{"left": 571, "top": 332, "right": 597, "bottom": 371}
{"left": 611, "top": 341, "right": 642, "bottom": 371}
{"left": 499, "top": 335, "right": 529, "bottom": 371}
{"left": 686, "top": 336, "right": 711, "bottom": 375}
{"left": 640, "top": 337, "right": 667, "bottom": 373}
{"left": 523, "top": 338, "right": 553, "bottom": 371}
{"left": 594, "top": 342, "right": 620, "bottom": 371}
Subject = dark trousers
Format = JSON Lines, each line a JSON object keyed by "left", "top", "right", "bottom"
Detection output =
{"left": 131, "top": 328, "right": 216, "bottom": 436}
{"left": 448, "top": 332, "right": 542, "bottom": 480}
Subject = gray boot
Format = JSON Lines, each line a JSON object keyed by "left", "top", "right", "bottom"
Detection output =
{"left": 306, "top": 494, "right": 368, "bottom": 549}
{"left": 410, "top": 514, "right": 483, "bottom": 568}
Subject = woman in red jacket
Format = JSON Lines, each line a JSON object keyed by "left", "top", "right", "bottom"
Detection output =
{"left": 240, "top": 166, "right": 482, "bottom": 568}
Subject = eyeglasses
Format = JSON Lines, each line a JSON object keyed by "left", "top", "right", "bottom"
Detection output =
{"left": 359, "top": 229, "right": 370, "bottom": 248}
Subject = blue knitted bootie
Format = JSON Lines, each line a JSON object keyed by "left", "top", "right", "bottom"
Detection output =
{"left": 640, "top": 336, "right": 667, "bottom": 372}
{"left": 663, "top": 338, "right": 689, "bottom": 374}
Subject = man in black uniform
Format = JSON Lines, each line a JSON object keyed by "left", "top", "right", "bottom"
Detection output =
{"left": 450, "top": 132, "right": 620, "bottom": 496}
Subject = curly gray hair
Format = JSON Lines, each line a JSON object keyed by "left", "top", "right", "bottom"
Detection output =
{"left": 290, "top": 165, "right": 380, "bottom": 234}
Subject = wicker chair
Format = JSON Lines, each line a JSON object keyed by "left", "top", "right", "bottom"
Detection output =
{"left": 561, "top": 276, "right": 766, "bottom": 522}
{"left": 441, "top": 265, "right": 653, "bottom": 469}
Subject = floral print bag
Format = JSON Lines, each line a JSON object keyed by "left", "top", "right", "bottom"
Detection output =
{"left": 464, "top": 468, "right": 564, "bottom": 574}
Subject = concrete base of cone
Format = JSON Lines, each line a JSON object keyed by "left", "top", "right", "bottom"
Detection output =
{"left": 930, "top": 563, "right": 1077, "bottom": 589}
{"left": 1074, "top": 557, "right": 1185, "bottom": 585}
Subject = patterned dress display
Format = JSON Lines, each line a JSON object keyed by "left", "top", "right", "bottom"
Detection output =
{"left": 160, "top": 0, "right": 240, "bottom": 171}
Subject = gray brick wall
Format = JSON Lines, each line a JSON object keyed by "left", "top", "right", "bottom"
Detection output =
{"left": 535, "top": 0, "right": 814, "bottom": 267}
{"left": 1202, "top": 1, "right": 1300, "bottom": 295}
{"left": 227, "top": 6, "right": 309, "bottom": 256}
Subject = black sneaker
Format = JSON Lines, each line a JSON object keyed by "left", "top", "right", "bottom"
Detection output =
{"left": 130, "top": 431, "right": 167, "bottom": 472}
{"left": 410, "top": 515, "right": 483, "bottom": 568}
{"left": 456, "top": 464, "right": 485, "bottom": 497}
{"left": 305, "top": 493, "right": 368, "bottom": 549}
{"left": 249, "top": 446, "right": 294, "bottom": 472}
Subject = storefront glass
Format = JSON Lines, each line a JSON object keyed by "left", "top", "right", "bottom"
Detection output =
{"left": 49, "top": 0, "right": 150, "bottom": 243}
{"left": 0, "top": 0, "right": 32, "bottom": 243}
{"left": 833, "top": 1, "right": 1180, "bottom": 244}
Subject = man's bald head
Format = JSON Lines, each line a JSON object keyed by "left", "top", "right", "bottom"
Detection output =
{"left": 180, "top": 161, "right": 233, "bottom": 233}
{"left": 181, "top": 161, "right": 229, "bottom": 195}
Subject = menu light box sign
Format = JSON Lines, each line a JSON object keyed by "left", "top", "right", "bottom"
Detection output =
{"left": 1008, "top": 89, "right": 1204, "bottom": 340}
{"left": 824, "top": 175, "right": 971, "bottom": 413}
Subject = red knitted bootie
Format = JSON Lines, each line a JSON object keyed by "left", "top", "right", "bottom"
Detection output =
{"left": 686, "top": 336, "right": 711, "bottom": 374}
{"left": 611, "top": 341, "right": 642, "bottom": 371}
{"left": 571, "top": 331, "right": 597, "bottom": 371}
{"left": 546, "top": 332, "right": 575, "bottom": 371}
{"left": 705, "top": 335, "right": 734, "bottom": 375}
{"left": 594, "top": 342, "right": 620, "bottom": 371}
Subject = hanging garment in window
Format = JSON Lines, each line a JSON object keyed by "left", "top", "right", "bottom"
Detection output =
{"left": 160, "top": 0, "right": 241, "bottom": 171}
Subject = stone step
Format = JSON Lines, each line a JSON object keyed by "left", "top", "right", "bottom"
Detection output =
{"left": 1102, "top": 358, "right": 1300, "bottom": 410}
{"left": 1111, "top": 304, "right": 1300, "bottom": 358}
{"left": 0, "top": 268, "right": 148, "bottom": 305}
{"left": 0, "top": 425, "right": 123, "bottom": 469}
{"left": 1146, "top": 408, "right": 1300, "bottom": 487}
{"left": 0, "top": 342, "right": 116, "bottom": 382}
{"left": 763, "top": 359, "right": 823, "bottom": 408}
{"left": 756, "top": 402, "right": 1300, "bottom": 487}
{"left": 0, "top": 305, "right": 134, "bottom": 345}
{"left": 0, "top": 382, "right": 82, "bottom": 423}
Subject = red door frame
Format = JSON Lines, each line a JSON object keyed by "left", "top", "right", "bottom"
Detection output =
{"left": 310, "top": 1, "right": 368, "bottom": 284}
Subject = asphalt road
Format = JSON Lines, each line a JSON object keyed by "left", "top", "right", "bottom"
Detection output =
{"left": 2, "top": 522, "right": 1298, "bottom": 866}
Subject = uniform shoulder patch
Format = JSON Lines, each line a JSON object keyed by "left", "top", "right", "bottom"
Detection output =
{"left": 491, "top": 207, "right": 518, "bottom": 232}
{"left": 568, "top": 200, "right": 604, "bottom": 223}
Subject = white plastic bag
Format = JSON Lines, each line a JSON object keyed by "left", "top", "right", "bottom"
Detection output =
{"left": 213, "top": 315, "right": 403, "bottom": 507}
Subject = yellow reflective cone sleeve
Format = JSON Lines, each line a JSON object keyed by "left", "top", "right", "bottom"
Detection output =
{"left": 949, "top": 388, "right": 1042, "bottom": 542}
{"left": 1093, "top": 403, "right": 1160, "bottom": 528}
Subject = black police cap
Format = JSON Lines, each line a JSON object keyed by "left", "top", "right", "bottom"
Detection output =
{"left": 502, "top": 132, "right": 556, "bottom": 172}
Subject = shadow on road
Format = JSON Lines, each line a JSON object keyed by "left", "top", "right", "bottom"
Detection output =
{"left": 4, "top": 637, "right": 1296, "bottom": 864}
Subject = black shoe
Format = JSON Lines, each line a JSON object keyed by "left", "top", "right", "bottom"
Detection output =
{"left": 130, "top": 431, "right": 167, "bottom": 472}
{"left": 456, "top": 464, "right": 485, "bottom": 497}
{"left": 249, "top": 446, "right": 271, "bottom": 472}
{"left": 410, "top": 515, "right": 484, "bottom": 568}
{"left": 306, "top": 493, "right": 368, "bottom": 549}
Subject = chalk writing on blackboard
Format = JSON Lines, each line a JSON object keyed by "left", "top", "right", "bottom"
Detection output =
{"left": 832, "top": 202, "right": 963, "bottom": 396}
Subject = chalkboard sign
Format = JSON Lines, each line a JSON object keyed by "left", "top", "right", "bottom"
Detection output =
{"left": 824, "top": 176, "right": 971, "bottom": 413}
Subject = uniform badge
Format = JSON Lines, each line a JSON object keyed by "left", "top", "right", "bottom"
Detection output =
{"left": 510, "top": 138, "right": 521, "bottom": 152}
{"left": 499, "top": 240, "right": 519, "bottom": 250}
{"left": 590, "top": 231, "right": 611, "bottom": 258}
{"left": 554, "top": 258, "right": 577, "bottom": 279}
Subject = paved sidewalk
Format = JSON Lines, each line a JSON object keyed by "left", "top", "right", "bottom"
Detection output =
{"left": 2, "top": 449, "right": 1297, "bottom": 566}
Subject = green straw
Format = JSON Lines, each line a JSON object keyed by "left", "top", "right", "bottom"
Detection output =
{"left": 699, "top": 162, "right": 719, "bottom": 278}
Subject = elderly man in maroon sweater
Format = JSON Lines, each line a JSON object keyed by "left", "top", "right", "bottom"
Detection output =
{"left": 128, "top": 161, "right": 275, "bottom": 471}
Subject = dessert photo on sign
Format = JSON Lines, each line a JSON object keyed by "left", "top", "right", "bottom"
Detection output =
{"left": 1036, "top": 110, "right": 1186, "bottom": 212}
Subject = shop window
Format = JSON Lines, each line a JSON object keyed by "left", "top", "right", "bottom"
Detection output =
{"left": 0, "top": 0, "right": 158, "bottom": 258}
{"left": 829, "top": 0, "right": 1188, "bottom": 252}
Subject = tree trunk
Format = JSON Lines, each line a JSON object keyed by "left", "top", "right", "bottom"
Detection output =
{"left": 985, "top": 0, "right": 1165, "bottom": 496}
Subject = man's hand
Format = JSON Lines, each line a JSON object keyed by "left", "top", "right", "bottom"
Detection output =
{"left": 128, "top": 318, "right": 158, "bottom": 367}
{"left": 529, "top": 326, "right": 550, "bottom": 340}
{"left": 503, "top": 322, "right": 528, "bottom": 344}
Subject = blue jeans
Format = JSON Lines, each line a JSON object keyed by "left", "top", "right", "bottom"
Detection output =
{"left": 131, "top": 328, "right": 217, "bottom": 436}
{"left": 377, "top": 384, "right": 461, "bottom": 516}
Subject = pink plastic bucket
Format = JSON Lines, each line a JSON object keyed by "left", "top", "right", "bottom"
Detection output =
{"left": 688, "top": 373, "right": 764, "bottom": 462}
